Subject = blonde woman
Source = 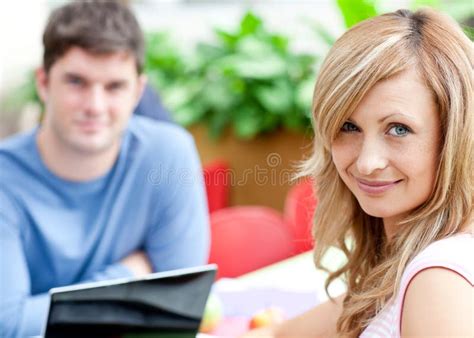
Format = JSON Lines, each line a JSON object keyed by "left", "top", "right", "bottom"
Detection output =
{"left": 245, "top": 8, "right": 473, "bottom": 337}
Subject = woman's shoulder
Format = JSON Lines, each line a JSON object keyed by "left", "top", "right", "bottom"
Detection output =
{"left": 400, "top": 264, "right": 472, "bottom": 336}
{"left": 397, "top": 233, "right": 473, "bottom": 336}
{"left": 419, "top": 232, "right": 472, "bottom": 255}
{"left": 404, "top": 232, "right": 473, "bottom": 283}
{"left": 360, "top": 233, "right": 473, "bottom": 338}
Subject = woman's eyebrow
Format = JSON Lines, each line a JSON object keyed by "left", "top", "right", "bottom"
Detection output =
{"left": 378, "top": 112, "right": 417, "bottom": 123}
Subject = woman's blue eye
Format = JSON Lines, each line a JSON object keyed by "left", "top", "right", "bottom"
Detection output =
{"left": 341, "top": 122, "right": 359, "bottom": 132}
{"left": 388, "top": 124, "right": 410, "bottom": 136}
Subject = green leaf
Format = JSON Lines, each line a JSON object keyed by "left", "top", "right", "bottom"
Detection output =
{"left": 172, "top": 103, "right": 206, "bottom": 126}
{"left": 463, "top": 25, "right": 474, "bottom": 41}
{"left": 162, "top": 80, "right": 202, "bottom": 111}
{"left": 146, "top": 70, "right": 167, "bottom": 90}
{"left": 196, "top": 43, "right": 227, "bottom": 61}
{"left": 233, "top": 106, "right": 262, "bottom": 139}
{"left": 270, "top": 34, "right": 289, "bottom": 53}
{"left": 219, "top": 54, "right": 287, "bottom": 79}
{"left": 162, "top": 86, "right": 191, "bottom": 111}
{"left": 2, "top": 71, "right": 41, "bottom": 113}
{"left": 214, "top": 28, "right": 239, "bottom": 48}
{"left": 310, "top": 21, "right": 337, "bottom": 47}
{"left": 282, "top": 109, "right": 311, "bottom": 131}
{"left": 260, "top": 112, "right": 281, "bottom": 133}
{"left": 145, "top": 32, "right": 181, "bottom": 67}
{"left": 254, "top": 79, "right": 293, "bottom": 114}
{"left": 287, "top": 54, "right": 317, "bottom": 80}
{"left": 208, "top": 108, "right": 232, "bottom": 139}
{"left": 410, "top": 0, "right": 440, "bottom": 8}
{"left": 438, "top": 0, "right": 474, "bottom": 23}
{"left": 230, "top": 78, "right": 246, "bottom": 94}
{"left": 201, "top": 80, "right": 239, "bottom": 111}
{"left": 295, "top": 77, "right": 315, "bottom": 112}
{"left": 236, "top": 36, "right": 273, "bottom": 56}
{"left": 240, "top": 12, "right": 263, "bottom": 36}
{"left": 336, "top": 0, "right": 378, "bottom": 28}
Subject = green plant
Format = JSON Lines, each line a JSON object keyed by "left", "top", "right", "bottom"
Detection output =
{"left": 4, "top": 1, "right": 470, "bottom": 139}
{"left": 1, "top": 70, "right": 41, "bottom": 114}
{"left": 311, "top": 0, "right": 472, "bottom": 51}
{"left": 146, "top": 12, "right": 317, "bottom": 139}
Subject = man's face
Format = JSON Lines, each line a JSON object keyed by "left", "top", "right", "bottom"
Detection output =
{"left": 36, "top": 47, "right": 146, "bottom": 155}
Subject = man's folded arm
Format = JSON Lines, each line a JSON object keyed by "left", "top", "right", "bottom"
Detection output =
{"left": 79, "top": 261, "right": 135, "bottom": 283}
{"left": 145, "top": 135, "right": 210, "bottom": 271}
{"left": 0, "top": 209, "right": 50, "bottom": 338}
{"left": 0, "top": 193, "right": 135, "bottom": 338}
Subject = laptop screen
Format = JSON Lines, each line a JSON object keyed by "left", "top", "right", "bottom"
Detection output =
{"left": 43, "top": 265, "right": 217, "bottom": 338}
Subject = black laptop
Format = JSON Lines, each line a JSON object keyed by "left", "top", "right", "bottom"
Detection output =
{"left": 42, "top": 264, "right": 217, "bottom": 338}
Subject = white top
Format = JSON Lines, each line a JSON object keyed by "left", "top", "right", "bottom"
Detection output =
{"left": 360, "top": 233, "right": 473, "bottom": 337}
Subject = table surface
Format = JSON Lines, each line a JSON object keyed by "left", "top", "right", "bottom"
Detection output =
{"left": 237, "top": 248, "right": 346, "bottom": 299}
{"left": 34, "top": 250, "right": 348, "bottom": 338}
{"left": 210, "top": 248, "right": 347, "bottom": 336}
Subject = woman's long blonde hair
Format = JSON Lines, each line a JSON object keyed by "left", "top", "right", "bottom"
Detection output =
{"left": 300, "top": 8, "right": 473, "bottom": 336}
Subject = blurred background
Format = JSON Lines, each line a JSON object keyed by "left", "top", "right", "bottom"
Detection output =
{"left": 1, "top": 0, "right": 472, "bottom": 211}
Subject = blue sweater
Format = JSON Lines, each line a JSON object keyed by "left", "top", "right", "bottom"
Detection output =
{"left": 0, "top": 116, "right": 210, "bottom": 337}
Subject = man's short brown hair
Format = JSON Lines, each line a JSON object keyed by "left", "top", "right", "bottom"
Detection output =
{"left": 42, "top": 0, "right": 144, "bottom": 73}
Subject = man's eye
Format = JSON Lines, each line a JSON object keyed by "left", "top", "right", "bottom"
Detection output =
{"left": 67, "top": 77, "right": 84, "bottom": 86}
{"left": 108, "top": 84, "right": 121, "bottom": 91}
{"left": 341, "top": 122, "right": 359, "bottom": 133}
{"left": 388, "top": 124, "right": 411, "bottom": 137}
{"left": 107, "top": 82, "right": 127, "bottom": 91}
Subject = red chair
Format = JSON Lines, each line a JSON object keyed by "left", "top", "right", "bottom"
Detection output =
{"left": 283, "top": 178, "right": 318, "bottom": 253}
{"left": 208, "top": 206, "right": 296, "bottom": 279}
{"left": 203, "top": 160, "right": 230, "bottom": 214}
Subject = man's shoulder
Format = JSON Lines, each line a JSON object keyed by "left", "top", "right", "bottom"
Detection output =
{"left": 0, "top": 129, "right": 37, "bottom": 170}
{"left": 0, "top": 130, "right": 38, "bottom": 216}
{"left": 129, "top": 115, "right": 192, "bottom": 142}
{"left": 0, "top": 128, "right": 36, "bottom": 152}
{"left": 128, "top": 116, "right": 196, "bottom": 156}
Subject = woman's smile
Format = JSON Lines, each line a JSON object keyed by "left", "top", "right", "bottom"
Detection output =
{"left": 354, "top": 177, "right": 403, "bottom": 195}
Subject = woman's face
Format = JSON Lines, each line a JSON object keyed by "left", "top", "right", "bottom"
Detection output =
{"left": 331, "top": 68, "right": 441, "bottom": 237}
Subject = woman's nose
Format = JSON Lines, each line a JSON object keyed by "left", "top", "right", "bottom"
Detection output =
{"left": 355, "top": 138, "right": 388, "bottom": 176}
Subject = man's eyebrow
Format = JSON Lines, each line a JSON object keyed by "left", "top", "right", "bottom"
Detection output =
{"left": 378, "top": 112, "right": 417, "bottom": 123}
{"left": 62, "top": 73, "right": 129, "bottom": 86}
{"left": 63, "top": 72, "right": 87, "bottom": 81}
{"left": 107, "top": 79, "right": 129, "bottom": 86}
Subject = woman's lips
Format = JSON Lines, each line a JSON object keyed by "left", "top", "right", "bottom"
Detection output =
{"left": 356, "top": 178, "right": 402, "bottom": 194}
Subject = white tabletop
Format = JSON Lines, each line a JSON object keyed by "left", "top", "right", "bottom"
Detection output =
{"left": 236, "top": 248, "right": 347, "bottom": 302}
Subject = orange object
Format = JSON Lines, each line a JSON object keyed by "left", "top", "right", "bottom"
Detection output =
{"left": 249, "top": 307, "right": 285, "bottom": 329}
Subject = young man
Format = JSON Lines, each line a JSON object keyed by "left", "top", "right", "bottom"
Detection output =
{"left": 0, "top": 2, "right": 209, "bottom": 337}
